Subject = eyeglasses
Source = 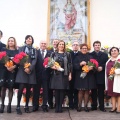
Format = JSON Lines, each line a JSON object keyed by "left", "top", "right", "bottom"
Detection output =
{"left": 81, "top": 48, "right": 87, "bottom": 50}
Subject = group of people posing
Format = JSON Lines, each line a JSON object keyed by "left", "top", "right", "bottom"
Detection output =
{"left": 0, "top": 30, "right": 120, "bottom": 115}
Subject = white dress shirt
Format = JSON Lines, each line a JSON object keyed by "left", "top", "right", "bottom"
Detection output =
{"left": 40, "top": 49, "right": 47, "bottom": 58}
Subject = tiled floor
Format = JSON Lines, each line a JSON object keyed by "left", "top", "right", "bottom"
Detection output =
{"left": 0, "top": 107, "right": 120, "bottom": 120}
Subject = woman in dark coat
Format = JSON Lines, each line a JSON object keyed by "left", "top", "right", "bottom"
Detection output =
{"left": 74, "top": 44, "right": 96, "bottom": 112}
{"left": 0, "top": 37, "right": 18, "bottom": 113}
{"left": 15, "top": 35, "right": 37, "bottom": 115}
{"left": 50, "top": 40, "right": 72, "bottom": 113}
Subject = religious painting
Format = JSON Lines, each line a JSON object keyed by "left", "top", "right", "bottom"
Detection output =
{"left": 47, "top": 0, "right": 90, "bottom": 47}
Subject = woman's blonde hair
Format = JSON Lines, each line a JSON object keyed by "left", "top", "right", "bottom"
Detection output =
{"left": 6, "top": 37, "right": 17, "bottom": 49}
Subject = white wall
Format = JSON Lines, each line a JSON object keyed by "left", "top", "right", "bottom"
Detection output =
{"left": 0, "top": 0, "right": 48, "bottom": 46}
{"left": 0, "top": 0, "right": 120, "bottom": 48}
{"left": 90, "top": 0, "right": 120, "bottom": 48}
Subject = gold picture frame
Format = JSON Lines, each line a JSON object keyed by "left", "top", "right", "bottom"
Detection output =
{"left": 47, "top": 0, "right": 90, "bottom": 48}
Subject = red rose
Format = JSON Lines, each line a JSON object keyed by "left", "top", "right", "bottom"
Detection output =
{"left": 19, "top": 52, "right": 26, "bottom": 57}
{"left": 0, "top": 51, "right": 6, "bottom": 58}
{"left": 14, "top": 54, "right": 20, "bottom": 59}
{"left": 43, "top": 57, "right": 49, "bottom": 67}
{"left": 13, "top": 58, "right": 20, "bottom": 64}
{"left": 1, "top": 51, "right": 6, "bottom": 57}
{"left": 0, "top": 55, "right": 2, "bottom": 60}
{"left": 17, "top": 54, "right": 23, "bottom": 60}
{"left": 43, "top": 61, "right": 48, "bottom": 67}
{"left": 44, "top": 57, "right": 49, "bottom": 62}
{"left": 90, "top": 59, "right": 99, "bottom": 68}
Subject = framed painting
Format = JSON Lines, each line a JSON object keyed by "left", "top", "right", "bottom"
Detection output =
{"left": 47, "top": 0, "right": 90, "bottom": 48}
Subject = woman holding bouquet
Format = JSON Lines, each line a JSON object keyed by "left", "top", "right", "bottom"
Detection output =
{"left": 0, "top": 37, "right": 18, "bottom": 113}
{"left": 15, "top": 35, "right": 37, "bottom": 115}
{"left": 105, "top": 47, "right": 120, "bottom": 113}
{"left": 73, "top": 44, "right": 96, "bottom": 112}
{"left": 50, "top": 40, "right": 72, "bottom": 113}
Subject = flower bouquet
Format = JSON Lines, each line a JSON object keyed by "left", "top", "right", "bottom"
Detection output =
{"left": 80, "top": 59, "right": 99, "bottom": 78}
{"left": 43, "top": 57, "right": 64, "bottom": 71}
{"left": 5, "top": 60, "right": 14, "bottom": 68}
{"left": 0, "top": 51, "right": 9, "bottom": 64}
{"left": 108, "top": 59, "right": 120, "bottom": 80}
{"left": 13, "top": 52, "right": 31, "bottom": 68}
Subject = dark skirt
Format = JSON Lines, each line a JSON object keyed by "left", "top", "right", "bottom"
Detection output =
{"left": 74, "top": 72, "right": 96, "bottom": 90}
{"left": 50, "top": 71, "right": 69, "bottom": 90}
{"left": 0, "top": 69, "right": 18, "bottom": 88}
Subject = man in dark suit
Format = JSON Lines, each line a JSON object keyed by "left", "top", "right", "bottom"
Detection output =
{"left": 32, "top": 47, "right": 43, "bottom": 112}
{"left": 0, "top": 30, "right": 6, "bottom": 98}
{"left": 48, "top": 39, "right": 59, "bottom": 109}
{"left": 90, "top": 41, "right": 108, "bottom": 112}
{"left": 33, "top": 40, "right": 52, "bottom": 112}
{"left": 68, "top": 41, "right": 79, "bottom": 109}
{"left": 0, "top": 30, "right": 6, "bottom": 51}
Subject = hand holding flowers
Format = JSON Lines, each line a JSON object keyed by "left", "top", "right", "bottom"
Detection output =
{"left": 108, "top": 59, "right": 120, "bottom": 80}
{"left": 43, "top": 57, "right": 64, "bottom": 71}
{"left": 0, "top": 51, "right": 16, "bottom": 72}
{"left": 13, "top": 52, "right": 31, "bottom": 74}
{"left": 80, "top": 59, "right": 99, "bottom": 78}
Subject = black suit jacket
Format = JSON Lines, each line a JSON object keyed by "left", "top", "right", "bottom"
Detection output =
{"left": 90, "top": 51, "right": 108, "bottom": 84}
{"left": 70, "top": 51, "right": 80, "bottom": 81}
{"left": 0, "top": 42, "right": 6, "bottom": 51}
{"left": 35, "top": 49, "right": 52, "bottom": 81}
{"left": 0, "top": 42, "right": 6, "bottom": 69}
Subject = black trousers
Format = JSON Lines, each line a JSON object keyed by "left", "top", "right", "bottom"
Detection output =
{"left": 42, "top": 79, "right": 49, "bottom": 107}
{"left": 91, "top": 84, "right": 105, "bottom": 110}
{"left": 48, "top": 88, "right": 53, "bottom": 106}
{"left": 32, "top": 79, "right": 41, "bottom": 108}
{"left": 68, "top": 80, "right": 78, "bottom": 108}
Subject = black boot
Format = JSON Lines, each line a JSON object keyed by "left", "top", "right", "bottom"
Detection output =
{"left": 16, "top": 107, "right": 22, "bottom": 115}
{"left": 0, "top": 105, "right": 5, "bottom": 113}
{"left": 7, "top": 104, "right": 11, "bottom": 113}
{"left": 24, "top": 106, "right": 30, "bottom": 113}
{"left": 41, "top": 105, "right": 48, "bottom": 112}
{"left": 55, "top": 104, "right": 59, "bottom": 113}
{"left": 84, "top": 106, "right": 89, "bottom": 112}
{"left": 58, "top": 104, "right": 63, "bottom": 113}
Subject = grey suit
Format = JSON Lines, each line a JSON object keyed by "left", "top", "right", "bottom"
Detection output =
{"left": 15, "top": 46, "right": 37, "bottom": 84}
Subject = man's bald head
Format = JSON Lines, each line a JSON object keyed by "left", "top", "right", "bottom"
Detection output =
{"left": 40, "top": 40, "right": 47, "bottom": 50}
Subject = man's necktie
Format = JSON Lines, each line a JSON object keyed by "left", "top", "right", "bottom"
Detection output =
{"left": 41, "top": 50, "right": 44, "bottom": 59}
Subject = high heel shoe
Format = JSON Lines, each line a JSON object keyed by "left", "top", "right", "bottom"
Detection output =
{"left": 0, "top": 105, "right": 5, "bottom": 113}
{"left": 116, "top": 111, "right": 120, "bottom": 114}
{"left": 109, "top": 108, "right": 116, "bottom": 113}
{"left": 7, "top": 104, "right": 11, "bottom": 113}
{"left": 84, "top": 107, "right": 89, "bottom": 112}
{"left": 16, "top": 107, "right": 22, "bottom": 115}
{"left": 24, "top": 106, "right": 30, "bottom": 113}
{"left": 77, "top": 107, "right": 82, "bottom": 112}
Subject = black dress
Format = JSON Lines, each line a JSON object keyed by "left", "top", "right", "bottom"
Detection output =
{"left": 0, "top": 48, "right": 18, "bottom": 88}
{"left": 74, "top": 52, "right": 96, "bottom": 90}
{"left": 50, "top": 52, "right": 71, "bottom": 89}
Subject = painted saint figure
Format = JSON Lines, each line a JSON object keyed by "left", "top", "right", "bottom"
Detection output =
{"left": 63, "top": 0, "right": 77, "bottom": 34}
